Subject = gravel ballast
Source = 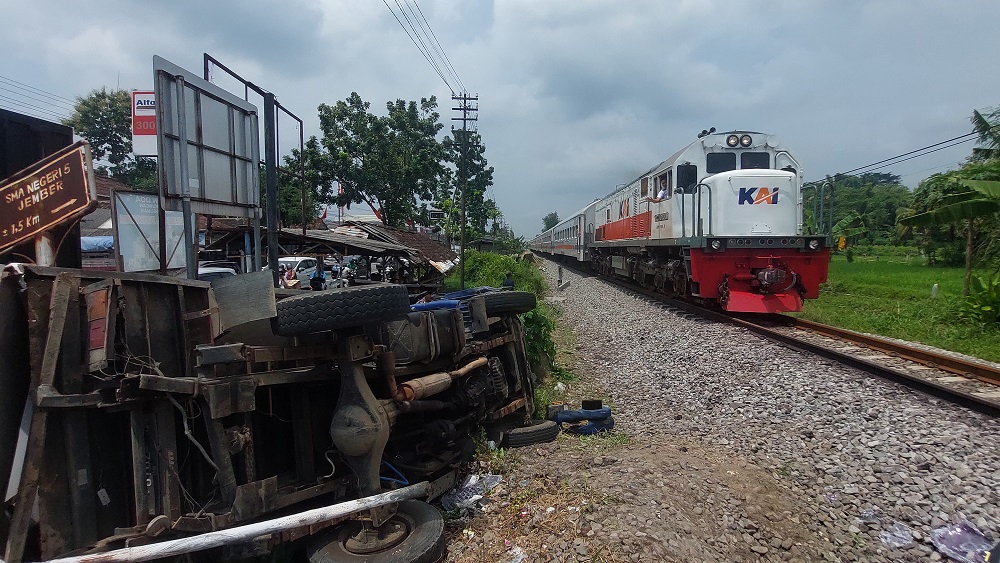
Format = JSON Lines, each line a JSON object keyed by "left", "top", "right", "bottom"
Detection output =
{"left": 446, "top": 262, "right": 1000, "bottom": 562}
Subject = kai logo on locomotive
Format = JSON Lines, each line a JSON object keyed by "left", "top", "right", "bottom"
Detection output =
{"left": 738, "top": 187, "right": 778, "bottom": 205}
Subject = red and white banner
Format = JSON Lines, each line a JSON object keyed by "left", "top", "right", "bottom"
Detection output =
{"left": 131, "top": 90, "right": 157, "bottom": 157}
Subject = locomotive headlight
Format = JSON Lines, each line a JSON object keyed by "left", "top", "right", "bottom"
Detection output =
{"left": 808, "top": 239, "right": 820, "bottom": 250}
{"left": 710, "top": 239, "right": 723, "bottom": 250}
{"left": 726, "top": 135, "right": 739, "bottom": 147}
{"left": 740, "top": 134, "right": 753, "bottom": 147}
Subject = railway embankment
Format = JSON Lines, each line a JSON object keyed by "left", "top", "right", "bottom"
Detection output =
{"left": 446, "top": 260, "right": 999, "bottom": 563}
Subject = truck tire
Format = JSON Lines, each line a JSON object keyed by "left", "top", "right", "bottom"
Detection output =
{"left": 502, "top": 419, "right": 560, "bottom": 448}
{"left": 307, "top": 500, "right": 445, "bottom": 563}
{"left": 274, "top": 284, "right": 410, "bottom": 336}
{"left": 483, "top": 291, "right": 536, "bottom": 316}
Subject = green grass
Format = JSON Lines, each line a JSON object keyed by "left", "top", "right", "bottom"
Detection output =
{"left": 796, "top": 255, "right": 1000, "bottom": 363}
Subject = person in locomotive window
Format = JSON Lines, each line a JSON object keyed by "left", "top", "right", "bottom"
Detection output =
{"left": 646, "top": 177, "right": 669, "bottom": 203}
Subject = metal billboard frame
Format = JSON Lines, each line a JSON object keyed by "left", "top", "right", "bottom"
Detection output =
{"left": 111, "top": 190, "right": 187, "bottom": 273}
{"left": 154, "top": 56, "right": 261, "bottom": 216}
{"left": 154, "top": 55, "right": 262, "bottom": 278}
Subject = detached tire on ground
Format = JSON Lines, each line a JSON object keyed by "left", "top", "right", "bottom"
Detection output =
{"left": 502, "top": 419, "right": 560, "bottom": 448}
{"left": 307, "top": 500, "right": 446, "bottom": 563}
{"left": 274, "top": 284, "right": 410, "bottom": 336}
{"left": 483, "top": 291, "right": 536, "bottom": 316}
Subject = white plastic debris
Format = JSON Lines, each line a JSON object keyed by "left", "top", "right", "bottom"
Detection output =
{"left": 879, "top": 521, "right": 913, "bottom": 548}
{"left": 441, "top": 474, "right": 502, "bottom": 512}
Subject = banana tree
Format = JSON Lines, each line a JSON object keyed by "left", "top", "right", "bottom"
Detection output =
{"left": 898, "top": 179, "right": 1000, "bottom": 295}
{"left": 831, "top": 211, "right": 869, "bottom": 249}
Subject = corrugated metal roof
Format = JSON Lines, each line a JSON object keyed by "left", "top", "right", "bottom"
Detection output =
{"left": 342, "top": 221, "right": 457, "bottom": 263}
{"left": 277, "top": 228, "right": 414, "bottom": 255}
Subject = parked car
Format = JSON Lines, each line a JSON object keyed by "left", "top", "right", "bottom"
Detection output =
{"left": 277, "top": 256, "right": 319, "bottom": 285}
{"left": 196, "top": 266, "right": 238, "bottom": 282}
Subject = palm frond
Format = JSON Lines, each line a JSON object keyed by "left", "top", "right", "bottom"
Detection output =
{"left": 960, "top": 179, "right": 1000, "bottom": 199}
{"left": 898, "top": 199, "right": 1000, "bottom": 226}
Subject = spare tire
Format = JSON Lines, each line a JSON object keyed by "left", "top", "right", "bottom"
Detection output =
{"left": 483, "top": 291, "right": 536, "bottom": 316}
{"left": 502, "top": 419, "right": 560, "bottom": 448}
{"left": 274, "top": 284, "right": 410, "bottom": 336}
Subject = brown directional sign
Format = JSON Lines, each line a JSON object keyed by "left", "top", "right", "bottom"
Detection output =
{"left": 0, "top": 141, "right": 95, "bottom": 253}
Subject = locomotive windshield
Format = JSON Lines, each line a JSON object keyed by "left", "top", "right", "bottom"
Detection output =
{"left": 706, "top": 153, "right": 737, "bottom": 173}
{"left": 741, "top": 152, "right": 770, "bottom": 169}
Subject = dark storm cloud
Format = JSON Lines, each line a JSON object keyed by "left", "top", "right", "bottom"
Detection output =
{"left": 4, "top": 0, "right": 1000, "bottom": 237}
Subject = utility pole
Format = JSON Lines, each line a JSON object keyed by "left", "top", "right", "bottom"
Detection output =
{"left": 452, "top": 92, "right": 478, "bottom": 290}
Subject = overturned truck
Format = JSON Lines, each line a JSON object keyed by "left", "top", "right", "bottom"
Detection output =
{"left": 0, "top": 266, "right": 545, "bottom": 562}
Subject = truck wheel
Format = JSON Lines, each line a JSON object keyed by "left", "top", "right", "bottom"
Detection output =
{"left": 307, "top": 500, "right": 446, "bottom": 563}
{"left": 483, "top": 291, "right": 536, "bottom": 316}
{"left": 502, "top": 419, "right": 560, "bottom": 448}
{"left": 274, "top": 284, "right": 410, "bottom": 336}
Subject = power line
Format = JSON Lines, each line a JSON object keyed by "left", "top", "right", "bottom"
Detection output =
{"left": 0, "top": 75, "right": 77, "bottom": 107}
{"left": 411, "top": 1, "right": 466, "bottom": 93}
{"left": 0, "top": 94, "right": 71, "bottom": 121}
{"left": 0, "top": 84, "right": 75, "bottom": 115}
{"left": 397, "top": 0, "right": 452, "bottom": 91}
{"left": 384, "top": 0, "right": 453, "bottom": 92}
{"left": 808, "top": 123, "right": 1000, "bottom": 185}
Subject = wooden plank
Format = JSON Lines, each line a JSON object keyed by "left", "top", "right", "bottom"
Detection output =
{"left": 153, "top": 401, "right": 182, "bottom": 521}
{"left": 201, "top": 400, "right": 238, "bottom": 507}
{"left": 129, "top": 409, "right": 152, "bottom": 527}
{"left": 5, "top": 272, "right": 76, "bottom": 563}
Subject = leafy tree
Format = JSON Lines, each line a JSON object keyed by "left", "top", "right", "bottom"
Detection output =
{"left": 542, "top": 212, "right": 560, "bottom": 231}
{"left": 318, "top": 93, "right": 446, "bottom": 227}
{"left": 803, "top": 173, "right": 912, "bottom": 245}
{"left": 899, "top": 162, "right": 1000, "bottom": 294}
{"left": 63, "top": 87, "right": 156, "bottom": 190}
{"left": 971, "top": 107, "right": 1000, "bottom": 161}
{"left": 434, "top": 131, "right": 496, "bottom": 242}
{"left": 274, "top": 136, "right": 337, "bottom": 227}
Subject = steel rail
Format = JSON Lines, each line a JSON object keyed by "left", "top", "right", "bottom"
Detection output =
{"left": 540, "top": 256, "right": 1000, "bottom": 417}
{"left": 772, "top": 316, "right": 1000, "bottom": 386}
{"left": 723, "top": 314, "right": 1000, "bottom": 418}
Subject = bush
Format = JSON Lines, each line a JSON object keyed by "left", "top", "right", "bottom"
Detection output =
{"left": 963, "top": 274, "right": 1000, "bottom": 324}
{"left": 443, "top": 250, "right": 544, "bottom": 296}
{"left": 444, "top": 250, "right": 556, "bottom": 373}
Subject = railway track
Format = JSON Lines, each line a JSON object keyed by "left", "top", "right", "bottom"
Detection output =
{"left": 544, "top": 257, "right": 1000, "bottom": 417}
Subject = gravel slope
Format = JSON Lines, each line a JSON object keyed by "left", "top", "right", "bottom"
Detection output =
{"left": 448, "top": 261, "right": 1000, "bottom": 562}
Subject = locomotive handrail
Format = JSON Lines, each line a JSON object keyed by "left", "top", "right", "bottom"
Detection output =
{"left": 696, "top": 182, "right": 712, "bottom": 237}
{"left": 801, "top": 181, "right": 834, "bottom": 235}
{"left": 675, "top": 182, "right": 712, "bottom": 238}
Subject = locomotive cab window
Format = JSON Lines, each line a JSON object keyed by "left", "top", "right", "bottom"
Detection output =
{"left": 654, "top": 173, "right": 671, "bottom": 199}
{"left": 676, "top": 163, "right": 698, "bottom": 193}
{"left": 741, "top": 152, "right": 770, "bottom": 169}
{"left": 706, "top": 153, "right": 737, "bottom": 174}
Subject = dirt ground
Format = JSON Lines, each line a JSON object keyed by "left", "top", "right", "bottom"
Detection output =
{"left": 443, "top": 321, "right": 851, "bottom": 563}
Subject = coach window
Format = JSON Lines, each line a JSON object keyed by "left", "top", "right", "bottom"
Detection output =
{"left": 741, "top": 152, "right": 770, "bottom": 169}
{"left": 706, "top": 153, "right": 737, "bottom": 174}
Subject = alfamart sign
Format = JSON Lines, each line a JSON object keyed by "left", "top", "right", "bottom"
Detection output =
{"left": 0, "top": 141, "right": 96, "bottom": 253}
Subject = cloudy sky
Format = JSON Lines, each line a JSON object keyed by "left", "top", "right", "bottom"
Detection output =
{"left": 5, "top": 0, "right": 999, "bottom": 236}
